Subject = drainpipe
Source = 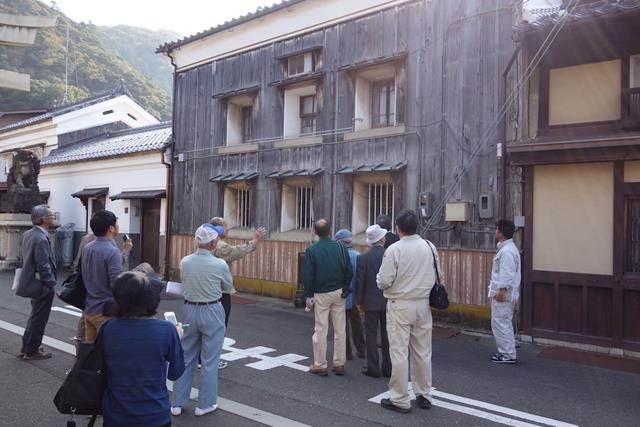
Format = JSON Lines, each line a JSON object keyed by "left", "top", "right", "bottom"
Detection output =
{"left": 162, "top": 49, "right": 178, "bottom": 280}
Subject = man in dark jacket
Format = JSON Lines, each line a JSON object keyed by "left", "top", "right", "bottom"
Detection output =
{"left": 15, "top": 204, "right": 57, "bottom": 360}
{"left": 377, "top": 214, "right": 399, "bottom": 248}
{"left": 303, "top": 219, "right": 353, "bottom": 376}
{"left": 356, "top": 224, "right": 391, "bottom": 378}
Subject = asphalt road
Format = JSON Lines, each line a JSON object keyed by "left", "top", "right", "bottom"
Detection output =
{"left": 0, "top": 270, "right": 638, "bottom": 427}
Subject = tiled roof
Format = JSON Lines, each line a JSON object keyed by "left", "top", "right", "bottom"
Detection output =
{"left": 0, "top": 85, "right": 132, "bottom": 133}
{"left": 156, "top": 0, "right": 305, "bottom": 53}
{"left": 515, "top": 0, "right": 640, "bottom": 34}
{"left": 41, "top": 122, "right": 171, "bottom": 166}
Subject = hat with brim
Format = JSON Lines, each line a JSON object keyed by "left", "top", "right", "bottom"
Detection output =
{"left": 195, "top": 224, "right": 218, "bottom": 244}
{"left": 365, "top": 224, "right": 387, "bottom": 245}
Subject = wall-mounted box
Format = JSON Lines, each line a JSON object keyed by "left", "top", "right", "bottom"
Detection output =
{"left": 478, "top": 192, "right": 493, "bottom": 219}
{"left": 445, "top": 201, "right": 471, "bottom": 222}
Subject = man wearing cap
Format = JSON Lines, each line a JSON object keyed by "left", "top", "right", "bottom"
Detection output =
{"left": 303, "top": 219, "right": 353, "bottom": 376}
{"left": 334, "top": 229, "right": 365, "bottom": 361}
{"left": 356, "top": 224, "right": 391, "bottom": 378}
{"left": 377, "top": 209, "right": 439, "bottom": 413}
{"left": 209, "top": 217, "right": 266, "bottom": 369}
{"left": 171, "top": 224, "right": 232, "bottom": 417}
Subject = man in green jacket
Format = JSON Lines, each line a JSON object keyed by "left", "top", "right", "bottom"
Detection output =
{"left": 303, "top": 219, "right": 353, "bottom": 376}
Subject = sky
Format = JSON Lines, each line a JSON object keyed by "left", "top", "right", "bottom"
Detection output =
{"left": 40, "top": 0, "right": 278, "bottom": 37}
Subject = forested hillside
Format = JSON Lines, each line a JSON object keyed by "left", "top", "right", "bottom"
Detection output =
{"left": 0, "top": 0, "right": 175, "bottom": 120}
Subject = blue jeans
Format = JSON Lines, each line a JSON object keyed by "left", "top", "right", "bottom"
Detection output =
{"left": 172, "top": 302, "right": 225, "bottom": 409}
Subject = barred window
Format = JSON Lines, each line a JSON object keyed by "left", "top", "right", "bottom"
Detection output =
{"left": 296, "top": 186, "right": 313, "bottom": 230}
{"left": 223, "top": 186, "right": 252, "bottom": 229}
{"left": 368, "top": 182, "right": 395, "bottom": 226}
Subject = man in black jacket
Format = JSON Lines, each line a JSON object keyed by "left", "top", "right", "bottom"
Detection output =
{"left": 376, "top": 214, "right": 399, "bottom": 248}
{"left": 15, "top": 205, "right": 57, "bottom": 360}
{"left": 356, "top": 224, "right": 391, "bottom": 378}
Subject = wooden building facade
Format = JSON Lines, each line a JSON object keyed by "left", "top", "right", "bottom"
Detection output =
{"left": 159, "top": 0, "right": 518, "bottom": 324}
{"left": 508, "top": 0, "right": 640, "bottom": 353}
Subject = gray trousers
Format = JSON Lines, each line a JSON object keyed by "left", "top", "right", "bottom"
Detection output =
{"left": 491, "top": 299, "right": 516, "bottom": 359}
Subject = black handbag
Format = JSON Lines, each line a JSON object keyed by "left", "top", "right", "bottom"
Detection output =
{"left": 53, "top": 320, "right": 111, "bottom": 425}
{"left": 56, "top": 263, "right": 85, "bottom": 310}
{"left": 427, "top": 241, "right": 449, "bottom": 310}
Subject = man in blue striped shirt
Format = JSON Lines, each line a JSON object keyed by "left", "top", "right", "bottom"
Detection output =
{"left": 171, "top": 224, "right": 233, "bottom": 418}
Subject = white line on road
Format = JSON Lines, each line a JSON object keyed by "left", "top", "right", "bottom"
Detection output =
{"left": 432, "top": 390, "right": 578, "bottom": 427}
{"left": 0, "top": 319, "right": 311, "bottom": 427}
{"left": 51, "top": 306, "right": 82, "bottom": 317}
{"left": 369, "top": 384, "right": 578, "bottom": 427}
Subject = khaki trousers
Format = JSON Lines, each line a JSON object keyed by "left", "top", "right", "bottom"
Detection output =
{"left": 311, "top": 288, "right": 346, "bottom": 369}
{"left": 386, "top": 298, "right": 432, "bottom": 409}
{"left": 84, "top": 312, "right": 112, "bottom": 343}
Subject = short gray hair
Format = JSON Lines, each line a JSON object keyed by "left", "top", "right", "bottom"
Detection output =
{"left": 31, "top": 205, "right": 50, "bottom": 225}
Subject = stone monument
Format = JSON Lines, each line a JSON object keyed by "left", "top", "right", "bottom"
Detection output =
{"left": 0, "top": 150, "right": 48, "bottom": 270}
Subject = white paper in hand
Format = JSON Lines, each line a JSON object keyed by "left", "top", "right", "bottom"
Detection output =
{"left": 165, "top": 281, "right": 183, "bottom": 296}
{"left": 11, "top": 268, "right": 22, "bottom": 292}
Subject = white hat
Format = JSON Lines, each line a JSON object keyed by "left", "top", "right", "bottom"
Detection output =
{"left": 365, "top": 224, "right": 387, "bottom": 245}
{"left": 195, "top": 224, "right": 218, "bottom": 244}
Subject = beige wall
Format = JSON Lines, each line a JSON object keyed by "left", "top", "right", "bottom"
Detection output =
{"left": 533, "top": 163, "right": 613, "bottom": 274}
{"left": 549, "top": 60, "right": 621, "bottom": 125}
{"left": 624, "top": 161, "right": 640, "bottom": 182}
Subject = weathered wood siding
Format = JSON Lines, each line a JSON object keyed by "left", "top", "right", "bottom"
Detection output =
{"left": 170, "top": 0, "right": 517, "bottom": 250}
{"left": 168, "top": 234, "right": 493, "bottom": 306}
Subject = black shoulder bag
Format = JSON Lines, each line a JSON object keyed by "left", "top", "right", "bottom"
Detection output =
{"left": 56, "top": 257, "right": 86, "bottom": 310}
{"left": 427, "top": 241, "right": 449, "bottom": 310}
{"left": 53, "top": 320, "right": 111, "bottom": 426}
{"left": 338, "top": 242, "right": 352, "bottom": 299}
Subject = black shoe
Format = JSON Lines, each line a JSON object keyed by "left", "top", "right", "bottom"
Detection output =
{"left": 361, "top": 367, "right": 380, "bottom": 378}
{"left": 416, "top": 395, "right": 432, "bottom": 409}
{"left": 381, "top": 398, "right": 410, "bottom": 413}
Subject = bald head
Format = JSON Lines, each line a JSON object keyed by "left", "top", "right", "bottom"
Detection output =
{"left": 314, "top": 218, "right": 331, "bottom": 238}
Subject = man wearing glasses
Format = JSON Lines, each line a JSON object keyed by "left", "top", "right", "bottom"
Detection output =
{"left": 15, "top": 205, "right": 57, "bottom": 360}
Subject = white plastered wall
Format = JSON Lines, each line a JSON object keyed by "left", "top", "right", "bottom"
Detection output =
{"left": 38, "top": 153, "right": 167, "bottom": 236}
{"left": 533, "top": 163, "right": 613, "bottom": 274}
{"left": 283, "top": 85, "right": 316, "bottom": 137}
{"left": 549, "top": 60, "right": 621, "bottom": 125}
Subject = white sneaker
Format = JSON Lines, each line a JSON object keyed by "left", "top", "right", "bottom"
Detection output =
{"left": 218, "top": 360, "right": 228, "bottom": 369}
{"left": 194, "top": 404, "right": 218, "bottom": 416}
{"left": 170, "top": 406, "right": 182, "bottom": 416}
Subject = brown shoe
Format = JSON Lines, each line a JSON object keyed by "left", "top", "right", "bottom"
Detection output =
{"left": 332, "top": 365, "right": 345, "bottom": 376}
{"left": 308, "top": 365, "right": 328, "bottom": 376}
{"left": 18, "top": 345, "right": 44, "bottom": 358}
{"left": 22, "top": 349, "right": 52, "bottom": 360}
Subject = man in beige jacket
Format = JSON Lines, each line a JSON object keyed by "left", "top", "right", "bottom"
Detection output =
{"left": 377, "top": 209, "right": 440, "bottom": 413}
{"left": 209, "top": 217, "right": 266, "bottom": 368}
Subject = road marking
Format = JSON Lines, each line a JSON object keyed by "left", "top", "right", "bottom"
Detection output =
{"left": 221, "top": 338, "right": 309, "bottom": 372}
{"left": 369, "top": 383, "right": 578, "bottom": 427}
{"left": 0, "top": 319, "right": 311, "bottom": 427}
{"left": 51, "top": 305, "right": 82, "bottom": 317}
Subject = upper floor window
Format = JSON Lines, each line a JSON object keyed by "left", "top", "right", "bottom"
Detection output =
{"left": 630, "top": 54, "right": 640, "bottom": 88}
{"left": 284, "top": 85, "right": 318, "bottom": 138}
{"left": 371, "top": 79, "right": 396, "bottom": 128}
{"left": 287, "top": 53, "right": 315, "bottom": 77}
{"left": 300, "top": 95, "right": 316, "bottom": 134}
{"left": 226, "top": 94, "right": 255, "bottom": 145}
{"left": 354, "top": 63, "right": 398, "bottom": 131}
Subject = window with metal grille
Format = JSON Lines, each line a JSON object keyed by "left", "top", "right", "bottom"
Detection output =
{"left": 235, "top": 188, "right": 251, "bottom": 229}
{"left": 371, "top": 79, "right": 396, "bottom": 128}
{"left": 296, "top": 186, "right": 313, "bottom": 229}
{"left": 368, "top": 182, "right": 395, "bottom": 226}
{"left": 241, "top": 106, "right": 252, "bottom": 142}
{"left": 625, "top": 197, "right": 640, "bottom": 273}
{"left": 300, "top": 95, "right": 316, "bottom": 134}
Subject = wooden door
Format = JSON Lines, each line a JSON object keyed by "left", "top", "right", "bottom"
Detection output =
{"left": 141, "top": 199, "right": 161, "bottom": 270}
